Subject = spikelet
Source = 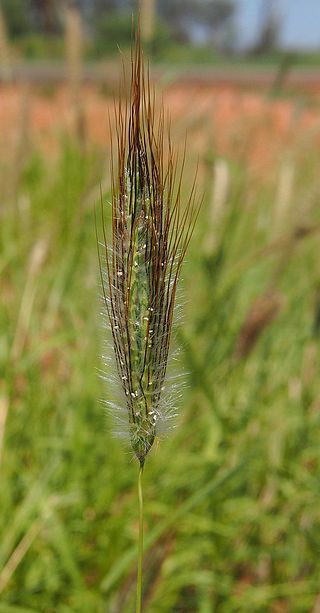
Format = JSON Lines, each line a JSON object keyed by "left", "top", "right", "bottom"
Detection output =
{"left": 98, "top": 33, "right": 198, "bottom": 465}
{"left": 234, "top": 288, "right": 283, "bottom": 359}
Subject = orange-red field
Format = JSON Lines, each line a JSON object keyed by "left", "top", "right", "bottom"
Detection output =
{"left": 1, "top": 82, "right": 319, "bottom": 175}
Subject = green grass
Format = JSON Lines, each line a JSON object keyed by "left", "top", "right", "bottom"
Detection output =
{"left": 9, "top": 31, "right": 320, "bottom": 69}
{"left": 1, "top": 123, "right": 320, "bottom": 612}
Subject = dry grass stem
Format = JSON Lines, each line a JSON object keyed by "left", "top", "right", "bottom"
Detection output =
{"left": 0, "top": 391, "right": 9, "bottom": 468}
{"left": 272, "top": 160, "right": 295, "bottom": 237}
{"left": 0, "top": 520, "right": 42, "bottom": 594}
{"left": 11, "top": 238, "right": 49, "bottom": 361}
{"left": 65, "top": 5, "right": 85, "bottom": 145}
{"left": 139, "top": 0, "right": 156, "bottom": 45}
{"left": 0, "top": 8, "right": 11, "bottom": 83}
{"left": 205, "top": 158, "right": 229, "bottom": 254}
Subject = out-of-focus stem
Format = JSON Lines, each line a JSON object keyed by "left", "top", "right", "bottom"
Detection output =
{"left": 0, "top": 8, "right": 11, "bottom": 83}
{"left": 139, "top": 0, "right": 156, "bottom": 46}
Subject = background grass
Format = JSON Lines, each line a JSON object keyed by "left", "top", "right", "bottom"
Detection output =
{"left": 1, "top": 78, "right": 320, "bottom": 613}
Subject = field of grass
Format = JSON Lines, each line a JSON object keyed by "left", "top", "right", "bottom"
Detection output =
{"left": 1, "top": 80, "right": 320, "bottom": 613}
{"left": 9, "top": 28, "right": 320, "bottom": 67}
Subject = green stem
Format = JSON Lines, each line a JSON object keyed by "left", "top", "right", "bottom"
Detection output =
{"left": 136, "top": 462, "right": 144, "bottom": 613}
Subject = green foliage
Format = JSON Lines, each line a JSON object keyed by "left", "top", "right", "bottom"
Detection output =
{"left": 1, "top": 0, "right": 60, "bottom": 38}
{"left": 1, "top": 124, "right": 320, "bottom": 612}
{"left": 1, "top": 0, "right": 33, "bottom": 37}
{"left": 15, "top": 35, "right": 65, "bottom": 60}
{"left": 93, "top": 10, "right": 133, "bottom": 56}
{"left": 92, "top": 10, "right": 171, "bottom": 58}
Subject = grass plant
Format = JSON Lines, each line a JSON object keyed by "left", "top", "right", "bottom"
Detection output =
{"left": 97, "top": 32, "right": 199, "bottom": 610}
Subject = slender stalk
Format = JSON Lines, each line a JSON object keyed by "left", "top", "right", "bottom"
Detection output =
{"left": 136, "top": 462, "right": 144, "bottom": 613}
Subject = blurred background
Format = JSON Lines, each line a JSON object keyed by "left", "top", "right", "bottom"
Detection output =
{"left": 1, "top": 1, "right": 320, "bottom": 612}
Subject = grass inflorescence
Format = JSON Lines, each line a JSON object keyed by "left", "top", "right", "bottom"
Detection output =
{"left": 98, "top": 35, "right": 198, "bottom": 465}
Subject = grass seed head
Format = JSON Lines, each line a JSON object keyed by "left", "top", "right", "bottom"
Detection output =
{"left": 99, "top": 29, "right": 198, "bottom": 465}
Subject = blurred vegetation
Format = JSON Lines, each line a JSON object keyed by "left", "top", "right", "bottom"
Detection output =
{"left": 0, "top": 0, "right": 319, "bottom": 67}
{"left": 7, "top": 31, "right": 320, "bottom": 69}
{"left": 91, "top": 10, "right": 171, "bottom": 59}
{"left": 1, "top": 75, "right": 320, "bottom": 611}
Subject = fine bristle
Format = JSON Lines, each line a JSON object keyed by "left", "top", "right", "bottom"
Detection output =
{"left": 97, "top": 27, "right": 199, "bottom": 464}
